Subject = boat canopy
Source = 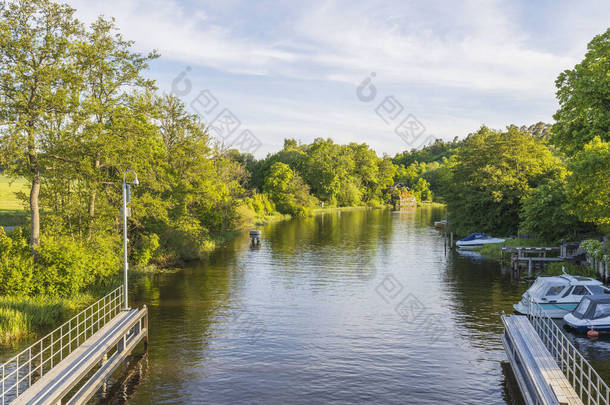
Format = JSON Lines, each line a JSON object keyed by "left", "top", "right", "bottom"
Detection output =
{"left": 460, "top": 233, "right": 491, "bottom": 242}
{"left": 572, "top": 296, "right": 610, "bottom": 320}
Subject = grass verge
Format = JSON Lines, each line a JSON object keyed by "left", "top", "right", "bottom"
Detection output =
{"left": 0, "top": 264, "right": 180, "bottom": 347}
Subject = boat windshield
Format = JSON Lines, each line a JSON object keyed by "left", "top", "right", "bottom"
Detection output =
{"left": 544, "top": 285, "right": 565, "bottom": 297}
{"left": 461, "top": 233, "right": 490, "bottom": 241}
{"left": 594, "top": 303, "right": 610, "bottom": 319}
{"left": 574, "top": 298, "right": 592, "bottom": 318}
{"left": 587, "top": 285, "right": 610, "bottom": 295}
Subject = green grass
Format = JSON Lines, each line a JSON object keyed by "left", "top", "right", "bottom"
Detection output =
{"left": 0, "top": 293, "right": 96, "bottom": 347}
{"left": 0, "top": 175, "right": 28, "bottom": 226}
{"left": 0, "top": 264, "right": 180, "bottom": 346}
{"left": 542, "top": 262, "right": 598, "bottom": 278}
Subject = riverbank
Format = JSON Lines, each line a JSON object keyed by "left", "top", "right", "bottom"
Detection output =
{"left": 0, "top": 204, "right": 383, "bottom": 345}
{"left": 0, "top": 265, "right": 181, "bottom": 348}
{"left": 477, "top": 238, "right": 600, "bottom": 278}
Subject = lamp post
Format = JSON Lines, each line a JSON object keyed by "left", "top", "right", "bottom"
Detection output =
{"left": 122, "top": 169, "right": 139, "bottom": 310}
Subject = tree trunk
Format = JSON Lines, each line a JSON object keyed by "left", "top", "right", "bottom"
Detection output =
{"left": 30, "top": 171, "right": 40, "bottom": 248}
{"left": 89, "top": 158, "right": 100, "bottom": 217}
{"left": 89, "top": 189, "right": 96, "bottom": 217}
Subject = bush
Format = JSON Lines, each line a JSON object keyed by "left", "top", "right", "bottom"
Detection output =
{"left": 0, "top": 228, "right": 35, "bottom": 295}
{"left": 133, "top": 233, "right": 160, "bottom": 265}
{"left": 0, "top": 229, "right": 120, "bottom": 298}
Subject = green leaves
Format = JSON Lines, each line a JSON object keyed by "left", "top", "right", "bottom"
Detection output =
{"left": 445, "top": 126, "right": 563, "bottom": 236}
{"left": 552, "top": 28, "right": 610, "bottom": 156}
{"left": 565, "top": 137, "right": 610, "bottom": 227}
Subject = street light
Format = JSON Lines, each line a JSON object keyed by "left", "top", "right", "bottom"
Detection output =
{"left": 122, "top": 169, "right": 138, "bottom": 310}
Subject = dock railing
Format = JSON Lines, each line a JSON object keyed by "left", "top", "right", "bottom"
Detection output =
{"left": 528, "top": 299, "right": 610, "bottom": 405}
{"left": 0, "top": 286, "right": 124, "bottom": 405}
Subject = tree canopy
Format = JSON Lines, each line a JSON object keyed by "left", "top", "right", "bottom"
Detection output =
{"left": 552, "top": 28, "right": 610, "bottom": 155}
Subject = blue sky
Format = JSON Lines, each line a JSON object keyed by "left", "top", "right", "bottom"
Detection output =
{"left": 68, "top": 0, "right": 610, "bottom": 157}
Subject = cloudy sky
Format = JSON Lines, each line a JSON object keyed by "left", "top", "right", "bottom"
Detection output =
{"left": 67, "top": 0, "right": 609, "bottom": 157}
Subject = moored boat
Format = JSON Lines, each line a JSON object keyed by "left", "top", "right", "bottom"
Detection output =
{"left": 455, "top": 232, "right": 505, "bottom": 248}
{"left": 514, "top": 271, "right": 609, "bottom": 318}
{"left": 564, "top": 295, "right": 610, "bottom": 332}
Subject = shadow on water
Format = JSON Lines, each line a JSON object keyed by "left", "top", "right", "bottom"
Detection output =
{"left": 93, "top": 207, "right": 609, "bottom": 404}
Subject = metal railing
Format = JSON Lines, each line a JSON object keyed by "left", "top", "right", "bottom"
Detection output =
{"left": 528, "top": 299, "right": 610, "bottom": 405}
{"left": 0, "top": 286, "right": 124, "bottom": 405}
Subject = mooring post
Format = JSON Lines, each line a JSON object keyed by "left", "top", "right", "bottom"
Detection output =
{"left": 450, "top": 232, "right": 453, "bottom": 248}
{"left": 528, "top": 258, "right": 532, "bottom": 275}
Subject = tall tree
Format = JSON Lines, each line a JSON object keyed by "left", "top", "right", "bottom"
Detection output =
{"left": 0, "top": 0, "right": 83, "bottom": 247}
{"left": 552, "top": 28, "right": 610, "bottom": 155}
{"left": 446, "top": 126, "right": 563, "bottom": 235}
{"left": 565, "top": 137, "right": 610, "bottom": 229}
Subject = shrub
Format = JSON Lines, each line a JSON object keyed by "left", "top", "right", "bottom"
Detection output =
{"left": 133, "top": 233, "right": 160, "bottom": 265}
{"left": 0, "top": 228, "right": 35, "bottom": 295}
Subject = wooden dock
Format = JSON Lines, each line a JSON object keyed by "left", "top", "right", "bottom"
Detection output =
{"left": 502, "top": 246, "right": 564, "bottom": 274}
{"left": 1, "top": 287, "right": 148, "bottom": 405}
{"left": 502, "top": 314, "right": 582, "bottom": 404}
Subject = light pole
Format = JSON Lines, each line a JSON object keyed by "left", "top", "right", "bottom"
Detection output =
{"left": 122, "top": 169, "right": 139, "bottom": 310}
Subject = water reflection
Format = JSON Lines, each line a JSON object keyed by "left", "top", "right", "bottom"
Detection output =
{"left": 95, "top": 207, "right": 609, "bottom": 404}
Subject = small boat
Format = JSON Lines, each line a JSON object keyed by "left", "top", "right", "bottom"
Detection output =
{"left": 455, "top": 233, "right": 505, "bottom": 248}
{"left": 564, "top": 295, "right": 610, "bottom": 332}
{"left": 513, "top": 271, "right": 610, "bottom": 318}
{"left": 434, "top": 220, "right": 447, "bottom": 228}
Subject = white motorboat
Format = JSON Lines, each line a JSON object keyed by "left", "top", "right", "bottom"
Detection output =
{"left": 564, "top": 295, "right": 610, "bottom": 332}
{"left": 514, "top": 271, "right": 609, "bottom": 318}
{"left": 455, "top": 233, "right": 505, "bottom": 248}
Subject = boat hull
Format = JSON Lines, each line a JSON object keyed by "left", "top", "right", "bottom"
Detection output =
{"left": 564, "top": 313, "right": 610, "bottom": 332}
{"left": 513, "top": 301, "right": 578, "bottom": 319}
{"left": 456, "top": 239, "right": 505, "bottom": 248}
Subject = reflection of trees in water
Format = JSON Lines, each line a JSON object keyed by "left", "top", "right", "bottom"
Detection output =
{"left": 441, "top": 249, "right": 527, "bottom": 339}
{"left": 262, "top": 209, "right": 395, "bottom": 284}
{"left": 126, "top": 249, "right": 238, "bottom": 402}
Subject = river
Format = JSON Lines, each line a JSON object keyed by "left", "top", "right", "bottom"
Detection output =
{"left": 99, "top": 207, "right": 610, "bottom": 404}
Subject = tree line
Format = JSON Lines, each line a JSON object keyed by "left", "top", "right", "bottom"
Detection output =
{"left": 0, "top": 0, "right": 608, "bottom": 299}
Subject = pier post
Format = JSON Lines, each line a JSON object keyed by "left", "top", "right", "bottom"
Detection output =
{"left": 528, "top": 258, "right": 532, "bottom": 275}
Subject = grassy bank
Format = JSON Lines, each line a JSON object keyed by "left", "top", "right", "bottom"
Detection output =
{"left": 0, "top": 265, "right": 179, "bottom": 347}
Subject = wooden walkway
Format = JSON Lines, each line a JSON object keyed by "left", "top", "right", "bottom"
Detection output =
{"left": 502, "top": 246, "right": 565, "bottom": 273}
{"left": 502, "top": 314, "right": 582, "bottom": 405}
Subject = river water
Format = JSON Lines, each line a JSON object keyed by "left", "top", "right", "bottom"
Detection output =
{"left": 101, "top": 207, "right": 610, "bottom": 404}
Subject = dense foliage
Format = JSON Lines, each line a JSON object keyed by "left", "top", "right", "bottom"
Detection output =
{"left": 443, "top": 126, "right": 563, "bottom": 235}
{"left": 552, "top": 29, "right": 610, "bottom": 156}
{"left": 0, "top": 0, "right": 608, "bottom": 304}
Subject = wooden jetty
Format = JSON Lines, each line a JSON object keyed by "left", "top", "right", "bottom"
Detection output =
{"left": 0, "top": 286, "right": 148, "bottom": 405}
{"left": 502, "top": 246, "right": 565, "bottom": 274}
{"left": 502, "top": 302, "right": 610, "bottom": 405}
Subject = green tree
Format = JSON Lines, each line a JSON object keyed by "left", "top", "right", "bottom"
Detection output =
{"left": 565, "top": 137, "right": 610, "bottom": 228}
{"left": 263, "top": 162, "right": 314, "bottom": 217}
{"left": 552, "top": 29, "right": 610, "bottom": 155}
{"left": 520, "top": 180, "right": 592, "bottom": 241}
{"left": 0, "top": 0, "right": 83, "bottom": 247}
{"left": 446, "top": 126, "right": 563, "bottom": 235}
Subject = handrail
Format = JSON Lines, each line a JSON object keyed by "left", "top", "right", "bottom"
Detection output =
{"left": 528, "top": 299, "right": 610, "bottom": 405}
{"left": 0, "top": 286, "right": 124, "bottom": 405}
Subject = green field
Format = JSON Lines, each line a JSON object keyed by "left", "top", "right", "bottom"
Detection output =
{"left": 0, "top": 175, "right": 28, "bottom": 226}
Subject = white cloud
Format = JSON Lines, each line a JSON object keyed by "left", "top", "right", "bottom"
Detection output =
{"left": 65, "top": 0, "right": 610, "bottom": 157}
